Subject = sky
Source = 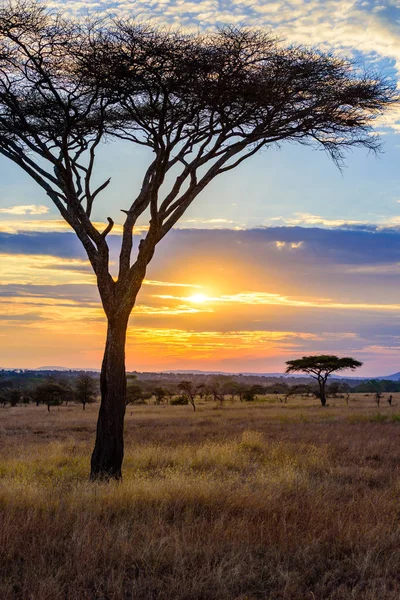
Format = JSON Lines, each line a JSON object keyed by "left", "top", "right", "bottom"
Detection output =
{"left": 2, "top": 0, "right": 400, "bottom": 375}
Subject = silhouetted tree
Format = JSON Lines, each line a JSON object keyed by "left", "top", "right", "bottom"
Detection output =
{"left": 0, "top": 2, "right": 394, "bottom": 478}
{"left": 125, "top": 384, "right": 149, "bottom": 405}
{"left": 207, "top": 379, "right": 225, "bottom": 407}
{"left": 242, "top": 384, "right": 265, "bottom": 402}
{"left": 153, "top": 387, "right": 168, "bottom": 405}
{"left": 284, "top": 383, "right": 316, "bottom": 403}
{"left": 285, "top": 355, "right": 362, "bottom": 406}
{"left": 34, "top": 382, "right": 70, "bottom": 411}
{"left": 8, "top": 389, "right": 20, "bottom": 407}
{"left": 75, "top": 373, "right": 98, "bottom": 410}
{"left": 327, "top": 381, "right": 341, "bottom": 397}
{"left": 178, "top": 381, "right": 197, "bottom": 412}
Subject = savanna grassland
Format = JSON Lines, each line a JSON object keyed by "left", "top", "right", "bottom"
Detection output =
{"left": 1, "top": 395, "right": 400, "bottom": 600}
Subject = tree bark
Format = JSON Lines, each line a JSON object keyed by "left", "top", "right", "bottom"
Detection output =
{"left": 319, "top": 379, "right": 327, "bottom": 407}
{"left": 90, "top": 315, "right": 128, "bottom": 480}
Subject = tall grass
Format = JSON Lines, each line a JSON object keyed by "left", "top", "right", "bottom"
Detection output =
{"left": 1, "top": 402, "right": 400, "bottom": 599}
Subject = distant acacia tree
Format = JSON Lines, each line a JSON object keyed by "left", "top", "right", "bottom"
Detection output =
{"left": 34, "top": 381, "right": 70, "bottom": 412}
{"left": 0, "top": 2, "right": 394, "bottom": 479}
{"left": 153, "top": 387, "right": 168, "bottom": 405}
{"left": 75, "top": 373, "right": 98, "bottom": 410}
{"left": 242, "top": 384, "right": 265, "bottom": 402}
{"left": 126, "top": 384, "right": 145, "bottom": 405}
{"left": 285, "top": 355, "right": 362, "bottom": 406}
{"left": 178, "top": 381, "right": 198, "bottom": 412}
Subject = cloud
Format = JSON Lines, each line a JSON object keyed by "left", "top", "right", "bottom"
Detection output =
{"left": 0, "top": 205, "right": 49, "bottom": 215}
{"left": 275, "top": 240, "right": 304, "bottom": 249}
{"left": 0, "top": 253, "right": 95, "bottom": 285}
{"left": 0, "top": 219, "right": 146, "bottom": 235}
{"left": 143, "top": 280, "right": 203, "bottom": 289}
{"left": 276, "top": 213, "right": 368, "bottom": 228}
{"left": 2, "top": 225, "right": 400, "bottom": 373}
{"left": 155, "top": 290, "right": 400, "bottom": 313}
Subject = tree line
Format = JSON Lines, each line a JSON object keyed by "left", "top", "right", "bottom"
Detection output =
{"left": 3, "top": 371, "right": 398, "bottom": 411}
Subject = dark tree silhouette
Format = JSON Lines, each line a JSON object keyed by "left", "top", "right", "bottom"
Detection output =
{"left": 285, "top": 355, "right": 362, "bottom": 406}
{"left": 242, "top": 384, "right": 265, "bottom": 402}
{"left": 34, "top": 381, "right": 70, "bottom": 412}
{"left": 178, "top": 380, "right": 198, "bottom": 411}
{"left": 0, "top": 2, "right": 394, "bottom": 478}
{"left": 153, "top": 387, "right": 168, "bottom": 405}
{"left": 75, "top": 373, "right": 98, "bottom": 410}
{"left": 125, "top": 384, "right": 145, "bottom": 405}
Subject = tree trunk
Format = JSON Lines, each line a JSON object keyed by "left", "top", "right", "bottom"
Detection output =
{"left": 90, "top": 316, "right": 128, "bottom": 480}
{"left": 319, "top": 380, "right": 327, "bottom": 407}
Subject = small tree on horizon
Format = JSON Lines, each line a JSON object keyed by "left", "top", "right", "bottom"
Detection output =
{"left": 178, "top": 381, "right": 197, "bottom": 412}
{"left": 285, "top": 355, "right": 362, "bottom": 406}
{"left": 0, "top": 2, "right": 394, "bottom": 479}
{"left": 34, "top": 381, "right": 71, "bottom": 412}
{"left": 75, "top": 373, "right": 98, "bottom": 410}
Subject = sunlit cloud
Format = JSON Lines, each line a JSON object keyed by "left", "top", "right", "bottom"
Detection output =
{"left": 143, "top": 279, "right": 203, "bottom": 289}
{"left": 275, "top": 240, "right": 304, "bottom": 249}
{"left": 155, "top": 291, "right": 400, "bottom": 312}
{"left": 2, "top": 226, "right": 400, "bottom": 373}
{"left": 134, "top": 303, "right": 212, "bottom": 315}
{"left": 0, "top": 253, "right": 95, "bottom": 285}
{"left": 0, "top": 251, "right": 205, "bottom": 290}
{"left": 181, "top": 218, "right": 246, "bottom": 229}
{"left": 273, "top": 213, "right": 367, "bottom": 228}
{"left": 0, "top": 219, "right": 148, "bottom": 235}
{"left": 0, "top": 205, "right": 49, "bottom": 215}
{"left": 266, "top": 213, "right": 400, "bottom": 231}
{"left": 124, "top": 327, "right": 361, "bottom": 365}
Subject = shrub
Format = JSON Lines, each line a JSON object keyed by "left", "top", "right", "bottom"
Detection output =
{"left": 170, "top": 395, "right": 189, "bottom": 406}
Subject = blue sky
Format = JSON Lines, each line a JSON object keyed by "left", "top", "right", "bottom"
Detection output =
{"left": 2, "top": 0, "right": 400, "bottom": 374}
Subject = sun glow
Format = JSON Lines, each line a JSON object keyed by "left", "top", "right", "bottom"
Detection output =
{"left": 187, "top": 293, "right": 209, "bottom": 303}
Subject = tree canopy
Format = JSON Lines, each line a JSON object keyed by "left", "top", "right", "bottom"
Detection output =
{"left": 285, "top": 355, "right": 363, "bottom": 406}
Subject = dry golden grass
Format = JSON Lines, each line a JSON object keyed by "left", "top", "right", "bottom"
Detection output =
{"left": 1, "top": 395, "right": 400, "bottom": 599}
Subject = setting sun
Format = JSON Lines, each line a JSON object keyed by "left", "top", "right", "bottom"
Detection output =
{"left": 187, "top": 293, "right": 209, "bottom": 303}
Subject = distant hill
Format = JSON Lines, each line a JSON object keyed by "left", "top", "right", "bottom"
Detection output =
{"left": 377, "top": 372, "right": 400, "bottom": 381}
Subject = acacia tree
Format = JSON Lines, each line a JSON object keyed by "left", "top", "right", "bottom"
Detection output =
{"left": 285, "top": 355, "right": 362, "bottom": 406}
{"left": 178, "top": 380, "right": 198, "bottom": 412}
{"left": 0, "top": 2, "right": 394, "bottom": 479}
{"left": 34, "top": 381, "right": 70, "bottom": 411}
{"left": 75, "top": 373, "right": 98, "bottom": 410}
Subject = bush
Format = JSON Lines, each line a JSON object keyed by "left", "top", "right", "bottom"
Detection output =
{"left": 170, "top": 395, "right": 189, "bottom": 405}
{"left": 242, "top": 391, "right": 255, "bottom": 402}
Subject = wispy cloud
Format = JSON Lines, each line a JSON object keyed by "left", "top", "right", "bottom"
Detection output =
{"left": 0, "top": 253, "right": 95, "bottom": 285}
{"left": 143, "top": 279, "right": 202, "bottom": 289}
{"left": 271, "top": 213, "right": 368, "bottom": 228}
{"left": 275, "top": 240, "right": 304, "bottom": 249}
{"left": 0, "top": 205, "right": 49, "bottom": 215}
{"left": 0, "top": 219, "right": 147, "bottom": 235}
{"left": 155, "top": 291, "right": 400, "bottom": 312}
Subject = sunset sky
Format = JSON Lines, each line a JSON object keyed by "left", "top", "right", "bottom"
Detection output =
{"left": 3, "top": 0, "right": 400, "bottom": 376}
